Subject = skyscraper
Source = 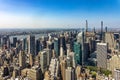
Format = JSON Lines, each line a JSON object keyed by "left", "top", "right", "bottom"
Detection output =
{"left": 22, "top": 38, "right": 28, "bottom": 52}
{"left": 60, "top": 44, "right": 64, "bottom": 57}
{"left": 28, "top": 66, "right": 42, "bottom": 80}
{"left": 73, "top": 42, "right": 82, "bottom": 65}
{"left": 49, "top": 58, "right": 60, "bottom": 79}
{"left": 97, "top": 43, "right": 108, "bottom": 69}
{"left": 101, "top": 21, "right": 103, "bottom": 40}
{"left": 19, "top": 50, "right": 26, "bottom": 68}
{"left": 65, "top": 67, "right": 75, "bottom": 80}
{"left": 28, "top": 35, "right": 35, "bottom": 55}
{"left": 60, "top": 36, "right": 66, "bottom": 55}
{"left": 114, "top": 69, "right": 120, "bottom": 80}
{"left": 40, "top": 51, "right": 47, "bottom": 73}
{"left": 36, "top": 39, "right": 42, "bottom": 56}
{"left": 86, "top": 20, "right": 88, "bottom": 32}
{"left": 13, "top": 37, "right": 17, "bottom": 47}
{"left": 54, "top": 38, "right": 60, "bottom": 57}
{"left": 77, "top": 31, "right": 85, "bottom": 65}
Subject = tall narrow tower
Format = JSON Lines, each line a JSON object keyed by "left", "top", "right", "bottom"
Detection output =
{"left": 101, "top": 21, "right": 103, "bottom": 40}
{"left": 86, "top": 20, "right": 88, "bottom": 32}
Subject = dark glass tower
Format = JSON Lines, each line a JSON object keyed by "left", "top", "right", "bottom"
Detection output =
{"left": 73, "top": 42, "right": 82, "bottom": 65}
{"left": 54, "top": 38, "right": 60, "bottom": 57}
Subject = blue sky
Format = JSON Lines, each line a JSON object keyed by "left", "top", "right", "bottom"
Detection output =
{"left": 0, "top": 0, "right": 120, "bottom": 28}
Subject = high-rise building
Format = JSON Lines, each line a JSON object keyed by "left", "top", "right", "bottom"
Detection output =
{"left": 60, "top": 36, "right": 66, "bottom": 55}
{"left": 2, "top": 36, "right": 8, "bottom": 46}
{"left": 29, "top": 53, "right": 34, "bottom": 67}
{"left": 3, "top": 66, "right": 9, "bottom": 77}
{"left": 22, "top": 38, "right": 28, "bottom": 52}
{"left": 84, "top": 42, "right": 89, "bottom": 63}
{"left": 60, "top": 59, "right": 67, "bottom": 80}
{"left": 54, "top": 38, "right": 60, "bottom": 57}
{"left": 12, "top": 69, "right": 18, "bottom": 78}
{"left": 66, "top": 56, "right": 72, "bottom": 67}
{"left": 105, "top": 26, "right": 108, "bottom": 32}
{"left": 19, "top": 50, "right": 26, "bottom": 68}
{"left": 101, "top": 21, "right": 103, "bottom": 40}
{"left": 40, "top": 51, "right": 47, "bottom": 73}
{"left": 66, "top": 44, "right": 71, "bottom": 56}
{"left": 60, "top": 44, "right": 64, "bottom": 57}
{"left": 46, "top": 41, "right": 54, "bottom": 50}
{"left": 28, "top": 66, "right": 42, "bottom": 80}
{"left": 49, "top": 58, "right": 60, "bottom": 79}
{"left": 0, "top": 36, "right": 1, "bottom": 47}
{"left": 36, "top": 39, "right": 42, "bottom": 56}
{"left": 65, "top": 67, "right": 75, "bottom": 80}
{"left": 13, "top": 37, "right": 17, "bottom": 47}
{"left": 105, "top": 32, "right": 116, "bottom": 49}
{"left": 7, "top": 38, "right": 10, "bottom": 49}
{"left": 97, "top": 43, "right": 108, "bottom": 69}
{"left": 114, "top": 69, "right": 120, "bottom": 80}
{"left": 28, "top": 35, "right": 35, "bottom": 55}
{"left": 43, "top": 48, "right": 52, "bottom": 66}
{"left": 86, "top": 20, "right": 88, "bottom": 32}
{"left": 44, "top": 71, "right": 50, "bottom": 80}
{"left": 77, "top": 31, "right": 85, "bottom": 65}
{"left": 90, "top": 39, "right": 96, "bottom": 53}
{"left": 73, "top": 42, "right": 82, "bottom": 65}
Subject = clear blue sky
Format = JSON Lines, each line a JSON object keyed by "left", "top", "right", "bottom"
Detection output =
{"left": 0, "top": 0, "right": 120, "bottom": 28}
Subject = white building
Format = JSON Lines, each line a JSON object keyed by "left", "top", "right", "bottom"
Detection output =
{"left": 97, "top": 43, "right": 108, "bottom": 69}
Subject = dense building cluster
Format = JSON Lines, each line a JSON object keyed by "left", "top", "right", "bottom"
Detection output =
{"left": 0, "top": 21, "right": 120, "bottom": 80}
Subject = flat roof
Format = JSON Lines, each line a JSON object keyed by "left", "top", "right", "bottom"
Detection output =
{"left": 97, "top": 43, "right": 107, "bottom": 45}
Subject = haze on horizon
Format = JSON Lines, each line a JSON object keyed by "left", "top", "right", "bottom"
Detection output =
{"left": 0, "top": 0, "right": 120, "bottom": 29}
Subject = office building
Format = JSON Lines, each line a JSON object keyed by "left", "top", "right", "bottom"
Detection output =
{"left": 3, "top": 66, "right": 9, "bottom": 77}
{"left": 49, "top": 58, "right": 60, "bottom": 79}
{"left": 60, "top": 44, "right": 64, "bottom": 57}
{"left": 77, "top": 31, "right": 85, "bottom": 65}
{"left": 43, "top": 48, "right": 52, "bottom": 66}
{"left": 65, "top": 67, "right": 75, "bottom": 80}
{"left": 114, "top": 69, "right": 120, "bottom": 80}
{"left": 19, "top": 50, "right": 26, "bottom": 68}
{"left": 22, "top": 38, "right": 28, "bottom": 52}
{"left": 28, "top": 66, "right": 42, "bottom": 80}
{"left": 97, "top": 43, "right": 108, "bottom": 69}
{"left": 86, "top": 20, "right": 88, "bottom": 32}
{"left": 54, "top": 38, "right": 60, "bottom": 57}
{"left": 60, "top": 35, "right": 66, "bottom": 55}
{"left": 101, "top": 21, "right": 103, "bottom": 40}
{"left": 29, "top": 53, "right": 34, "bottom": 67}
{"left": 60, "top": 59, "right": 67, "bottom": 80}
{"left": 73, "top": 42, "right": 82, "bottom": 65}
{"left": 28, "top": 35, "right": 35, "bottom": 55}
{"left": 46, "top": 41, "right": 54, "bottom": 50}
{"left": 36, "top": 39, "right": 42, "bottom": 56}
{"left": 13, "top": 37, "right": 17, "bottom": 47}
{"left": 40, "top": 51, "right": 47, "bottom": 73}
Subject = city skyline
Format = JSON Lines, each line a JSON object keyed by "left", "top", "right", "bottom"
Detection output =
{"left": 0, "top": 0, "right": 120, "bottom": 28}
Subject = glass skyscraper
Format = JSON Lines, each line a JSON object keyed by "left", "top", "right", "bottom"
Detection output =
{"left": 73, "top": 42, "right": 82, "bottom": 65}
